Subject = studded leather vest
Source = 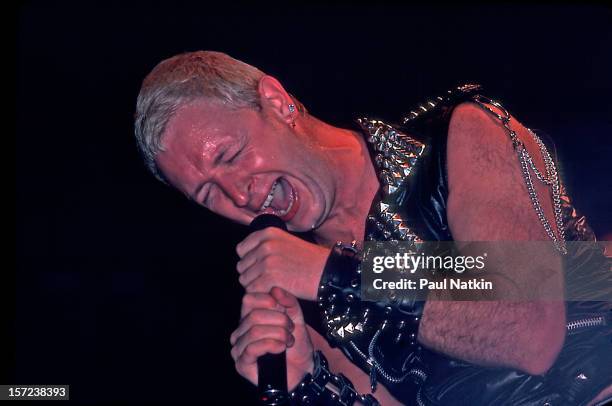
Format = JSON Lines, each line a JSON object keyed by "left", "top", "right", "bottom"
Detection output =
{"left": 313, "top": 85, "right": 612, "bottom": 406}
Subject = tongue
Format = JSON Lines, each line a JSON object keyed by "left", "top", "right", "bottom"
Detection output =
{"left": 270, "top": 178, "right": 291, "bottom": 211}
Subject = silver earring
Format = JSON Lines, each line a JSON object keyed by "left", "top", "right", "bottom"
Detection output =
{"left": 288, "top": 104, "right": 297, "bottom": 128}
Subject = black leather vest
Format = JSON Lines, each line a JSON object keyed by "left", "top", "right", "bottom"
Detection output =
{"left": 312, "top": 85, "right": 611, "bottom": 406}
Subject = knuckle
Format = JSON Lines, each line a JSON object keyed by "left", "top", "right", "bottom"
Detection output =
{"left": 249, "top": 283, "right": 267, "bottom": 294}
{"left": 262, "top": 296, "right": 276, "bottom": 308}
{"left": 270, "top": 338, "right": 286, "bottom": 352}
{"left": 260, "top": 256, "right": 271, "bottom": 268}
{"left": 244, "top": 344, "right": 256, "bottom": 357}
{"left": 238, "top": 314, "right": 252, "bottom": 331}
{"left": 244, "top": 311, "right": 258, "bottom": 325}
{"left": 249, "top": 279, "right": 267, "bottom": 294}
{"left": 260, "top": 242, "right": 272, "bottom": 256}
{"left": 249, "top": 325, "right": 264, "bottom": 338}
{"left": 238, "top": 273, "right": 247, "bottom": 285}
{"left": 270, "top": 312, "right": 284, "bottom": 325}
{"left": 242, "top": 293, "right": 255, "bottom": 305}
{"left": 281, "top": 328, "right": 291, "bottom": 342}
{"left": 240, "top": 300, "right": 251, "bottom": 314}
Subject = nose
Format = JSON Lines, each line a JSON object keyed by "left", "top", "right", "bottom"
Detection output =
{"left": 217, "top": 173, "right": 250, "bottom": 208}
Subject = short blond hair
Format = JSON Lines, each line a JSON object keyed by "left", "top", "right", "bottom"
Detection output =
{"left": 134, "top": 51, "right": 265, "bottom": 180}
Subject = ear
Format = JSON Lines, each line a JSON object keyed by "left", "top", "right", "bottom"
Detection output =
{"left": 258, "top": 75, "right": 295, "bottom": 125}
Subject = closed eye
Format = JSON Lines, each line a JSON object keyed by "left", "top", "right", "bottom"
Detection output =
{"left": 195, "top": 183, "right": 213, "bottom": 207}
{"left": 226, "top": 145, "right": 244, "bottom": 164}
{"left": 206, "top": 184, "right": 221, "bottom": 208}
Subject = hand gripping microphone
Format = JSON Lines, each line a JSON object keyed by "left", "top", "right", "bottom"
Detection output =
{"left": 249, "top": 214, "right": 289, "bottom": 406}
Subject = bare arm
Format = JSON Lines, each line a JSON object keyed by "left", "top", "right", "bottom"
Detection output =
{"left": 417, "top": 102, "right": 566, "bottom": 375}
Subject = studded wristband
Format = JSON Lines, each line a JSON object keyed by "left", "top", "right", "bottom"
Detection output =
{"left": 319, "top": 241, "right": 361, "bottom": 292}
{"left": 290, "top": 351, "right": 380, "bottom": 406}
{"left": 318, "top": 242, "right": 364, "bottom": 343}
{"left": 317, "top": 241, "right": 428, "bottom": 393}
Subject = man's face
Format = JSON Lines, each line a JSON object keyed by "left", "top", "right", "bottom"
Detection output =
{"left": 155, "top": 99, "right": 336, "bottom": 232}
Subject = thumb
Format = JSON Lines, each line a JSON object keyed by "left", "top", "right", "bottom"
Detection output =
{"left": 270, "top": 287, "right": 304, "bottom": 323}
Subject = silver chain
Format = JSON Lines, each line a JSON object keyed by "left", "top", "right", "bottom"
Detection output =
{"left": 473, "top": 96, "right": 567, "bottom": 255}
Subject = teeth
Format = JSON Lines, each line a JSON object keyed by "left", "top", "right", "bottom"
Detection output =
{"left": 261, "top": 181, "right": 278, "bottom": 210}
{"left": 279, "top": 192, "right": 294, "bottom": 216}
{"left": 259, "top": 179, "right": 295, "bottom": 217}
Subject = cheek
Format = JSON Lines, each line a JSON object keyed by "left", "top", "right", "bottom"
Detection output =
{"left": 248, "top": 149, "right": 271, "bottom": 171}
{"left": 209, "top": 198, "right": 251, "bottom": 225}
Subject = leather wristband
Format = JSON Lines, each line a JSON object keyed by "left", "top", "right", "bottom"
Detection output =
{"left": 289, "top": 351, "right": 380, "bottom": 406}
{"left": 319, "top": 241, "right": 361, "bottom": 292}
{"left": 317, "top": 242, "right": 364, "bottom": 344}
{"left": 316, "top": 241, "right": 428, "bottom": 393}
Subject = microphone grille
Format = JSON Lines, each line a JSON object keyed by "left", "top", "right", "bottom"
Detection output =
{"left": 249, "top": 214, "right": 288, "bottom": 232}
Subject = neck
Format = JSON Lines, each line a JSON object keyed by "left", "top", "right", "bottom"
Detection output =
{"left": 303, "top": 116, "right": 379, "bottom": 247}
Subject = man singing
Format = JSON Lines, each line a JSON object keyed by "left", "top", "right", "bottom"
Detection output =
{"left": 134, "top": 51, "right": 611, "bottom": 405}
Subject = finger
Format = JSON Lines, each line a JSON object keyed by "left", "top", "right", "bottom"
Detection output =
{"left": 239, "top": 293, "right": 285, "bottom": 319}
{"left": 238, "top": 260, "right": 264, "bottom": 287}
{"left": 234, "top": 357, "right": 259, "bottom": 386}
{"left": 231, "top": 325, "right": 294, "bottom": 360}
{"left": 244, "top": 274, "right": 276, "bottom": 295}
{"left": 236, "top": 248, "right": 260, "bottom": 274}
{"left": 231, "top": 309, "right": 294, "bottom": 345}
{"left": 236, "top": 338, "right": 287, "bottom": 366}
{"left": 236, "top": 229, "right": 268, "bottom": 258}
{"left": 236, "top": 227, "right": 287, "bottom": 258}
{"left": 270, "top": 287, "right": 305, "bottom": 324}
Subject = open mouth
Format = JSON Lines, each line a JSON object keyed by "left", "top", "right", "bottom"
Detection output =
{"left": 259, "top": 177, "right": 299, "bottom": 222}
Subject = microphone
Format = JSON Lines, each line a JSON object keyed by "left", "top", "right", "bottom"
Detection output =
{"left": 249, "top": 214, "right": 289, "bottom": 406}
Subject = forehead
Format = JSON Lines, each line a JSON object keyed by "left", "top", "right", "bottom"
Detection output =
{"left": 162, "top": 99, "right": 238, "bottom": 154}
{"left": 154, "top": 99, "right": 255, "bottom": 190}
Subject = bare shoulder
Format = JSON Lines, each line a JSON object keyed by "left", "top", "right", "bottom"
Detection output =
{"left": 446, "top": 100, "right": 556, "bottom": 242}
{"left": 447, "top": 101, "right": 547, "bottom": 183}
{"left": 447, "top": 101, "right": 523, "bottom": 194}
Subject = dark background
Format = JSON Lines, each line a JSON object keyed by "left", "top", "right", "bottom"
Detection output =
{"left": 14, "top": 2, "right": 612, "bottom": 404}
